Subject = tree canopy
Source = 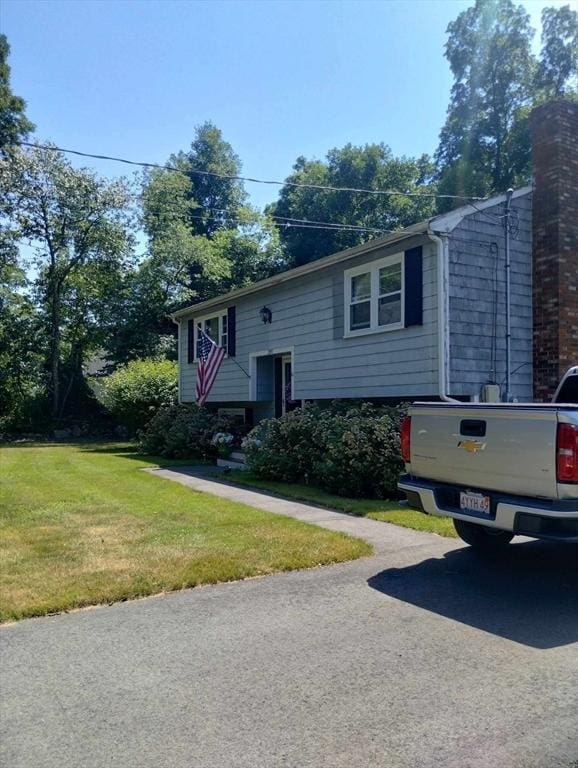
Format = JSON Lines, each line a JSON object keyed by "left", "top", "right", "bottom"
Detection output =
{"left": 0, "top": 35, "right": 34, "bottom": 155}
{"left": 0, "top": 146, "right": 134, "bottom": 420}
{"left": 536, "top": 5, "right": 578, "bottom": 98}
{"left": 153, "top": 122, "right": 248, "bottom": 238}
{"left": 268, "top": 144, "right": 436, "bottom": 267}
{"left": 435, "top": 0, "right": 578, "bottom": 207}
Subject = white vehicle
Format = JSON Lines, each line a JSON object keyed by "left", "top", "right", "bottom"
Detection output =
{"left": 399, "top": 367, "right": 578, "bottom": 551}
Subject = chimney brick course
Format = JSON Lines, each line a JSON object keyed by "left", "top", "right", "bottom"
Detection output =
{"left": 530, "top": 100, "right": 578, "bottom": 401}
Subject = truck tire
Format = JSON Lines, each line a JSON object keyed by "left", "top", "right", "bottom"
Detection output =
{"left": 453, "top": 518, "right": 514, "bottom": 551}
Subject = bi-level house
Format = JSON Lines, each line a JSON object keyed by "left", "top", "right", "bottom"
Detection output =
{"left": 172, "top": 101, "right": 577, "bottom": 423}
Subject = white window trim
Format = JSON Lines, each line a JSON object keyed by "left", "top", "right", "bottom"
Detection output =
{"left": 192, "top": 311, "right": 229, "bottom": 362}
{"left": 344, "top": 252, "right": 404, "bottom": 338}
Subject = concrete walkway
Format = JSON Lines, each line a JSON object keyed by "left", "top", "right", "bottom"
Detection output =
{"left": 146, "top": 466, "right": 445, "bottom": 555}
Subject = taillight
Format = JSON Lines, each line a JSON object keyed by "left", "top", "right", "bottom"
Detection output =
{"left": 401, "top": 415, "right": 411, "bottom": 463}
{"left": 556, "top": 423, "right": 578, "bottom": 483}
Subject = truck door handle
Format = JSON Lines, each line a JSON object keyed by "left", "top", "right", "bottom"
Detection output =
{"left": 460, "top": 419, "right": 486, "bottom": 437}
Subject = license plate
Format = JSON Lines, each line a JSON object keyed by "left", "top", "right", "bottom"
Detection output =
{"left": 460, "top": 491, "right": 490, "bottom": 515}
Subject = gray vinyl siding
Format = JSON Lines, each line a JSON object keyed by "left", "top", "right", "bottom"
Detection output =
{"left": 447, "top": 192, "right": 533, "bottom": 400}
{"left": 179, "top": 235, "right": 439, "bottom": 404}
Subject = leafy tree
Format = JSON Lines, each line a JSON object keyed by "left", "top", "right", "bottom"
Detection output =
{"left": 142, "top": 162, "right": 283, "bottom": 301}
{"left": 435, "top": 1, "right": 578, "bottom": 208}
{"left": 435, "top": 0, "right": 536, "bottom": 206}
{"left": 0, "top": 35, "right": 34, "bottom": 155}
{"left": 0, "top": 146, "right": 134, "bottom": 420}
{"left": 144, "top": 122, "right": 248, "bottom": 239}
{"left": 184, "top": 122, "right": 247, "bottom": 236}
{"left": 141, "top": 123, "right": 284, "bottom": 299}
{"left": 108, "top": 206, "right": 284, "bottom": 366}
{"left": 0, "top": 258, "right": 45, "bottom": 431}
{"left": 535, "top": 5, "right": 578, "bottom": 98}
{"left": 128, "top": 123, "right": 285, "bottom": 365}
{"left": 268, "top": 144, "right": 436, "bottom": 267}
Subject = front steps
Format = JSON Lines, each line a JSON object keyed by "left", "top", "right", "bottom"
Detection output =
{"left": 216, "top": 450, "right": 248, "bottom": 471}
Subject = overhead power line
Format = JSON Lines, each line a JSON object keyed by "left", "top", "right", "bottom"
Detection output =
{"left": 187, "top": 211, "right": 385, "bottom": 233}
{"left": 143, "top": 207, "right": 391, "bottom": 235}
{"left": 19, "top": 141, "right": 487, "bottom": 203}
{"left": 140, "top": 202, "right": 391, "bottom": 234}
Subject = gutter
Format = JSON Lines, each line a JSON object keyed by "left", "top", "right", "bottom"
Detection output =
{"left": 428, "top": 231, "right": 459, "bottom": 403}
{"left": 171, "top": 315, "right": 183, "bottom": 404}
{"left": 170, "top": 224, "right": 429, "bottom": 320}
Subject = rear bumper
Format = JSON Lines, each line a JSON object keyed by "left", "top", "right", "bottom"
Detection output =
{"left": 398, "top": 475, "right": 578, "bottom": 542}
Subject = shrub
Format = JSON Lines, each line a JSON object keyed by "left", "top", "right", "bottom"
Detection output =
{"left": 313, "top": 404, "right": 403, "bottom": 497}
{"left": 140, "top": 403, "right": 230, "bottom": 459}
{"left": 100, "top": 359, "right": 178, "bottom": 432}
{"left": 243, "top": 402, "right": 406, "bottom": 498}
{"left": 242, "top": 406, "right": 326, "bottom": 483}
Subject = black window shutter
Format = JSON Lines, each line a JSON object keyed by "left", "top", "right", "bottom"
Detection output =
{"left": 227, "top": 306, "right": 236, "bottom": 357}
{"left": 187, "top": 319, "right": 195, "bottom": 363}
{"left": 404, "top": 246, "right": 423, "bottom": 327}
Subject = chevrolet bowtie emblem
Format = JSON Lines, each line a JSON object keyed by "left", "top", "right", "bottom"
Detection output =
{"left": 458, "top": 439, "right": 486, "bottom": 453}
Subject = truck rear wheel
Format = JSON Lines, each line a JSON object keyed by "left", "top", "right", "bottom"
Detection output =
{"left": 453, "top": 518, "right": 514, "bottom": 551}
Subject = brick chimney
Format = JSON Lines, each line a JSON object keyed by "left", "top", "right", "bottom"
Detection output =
{"left": 530, "top": 100, "right": 578, "bottom": 401}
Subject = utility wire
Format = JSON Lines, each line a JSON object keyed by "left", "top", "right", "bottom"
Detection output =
{"left": 119, "top": 189, "right": 401, "bottom": 233}
{"left": 141, "top": 206, "right": 392, "bottom": 234}
{"left": 180, "top": 211, "right": 390, "bottom": 234}
{"left": 19, "top": 141, "right": 487, "bottom": 202}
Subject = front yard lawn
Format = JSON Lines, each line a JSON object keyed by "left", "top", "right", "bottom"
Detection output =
{"left": 227, "top": 472, "right": 457, "bottom": 538}
{"left": 0, "top": 443, "right": 370, "bottom": 622}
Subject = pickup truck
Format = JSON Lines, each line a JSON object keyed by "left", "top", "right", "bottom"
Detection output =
{"left": 398, "top": 367, "right": 578, "bottom": 551}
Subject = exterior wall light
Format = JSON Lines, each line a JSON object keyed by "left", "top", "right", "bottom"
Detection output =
{"left": 259, "top": 306, "right": 272, "bottom": 324}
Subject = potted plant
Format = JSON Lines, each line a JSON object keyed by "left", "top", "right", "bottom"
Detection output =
{"left": 211, "top": 432, "right": 234, "bottom": 459}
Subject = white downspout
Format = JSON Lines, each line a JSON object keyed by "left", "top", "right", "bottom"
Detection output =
{"left": 172, "top": 316, "right": 183, "bottom": 404}
{"left": 428, "top": 231, "right": 459, "bottom": 403}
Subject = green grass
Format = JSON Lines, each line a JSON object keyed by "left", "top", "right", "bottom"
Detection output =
{"left": 0, "top": 442, "right": 371, "bottom": 622}
{"left": 227, "top": 472, "right": 457, "bottom": 538}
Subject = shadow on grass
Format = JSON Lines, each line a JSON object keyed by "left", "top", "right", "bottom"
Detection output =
{"left": 368, "top": 539, "right": 578, "bottom": 649}
{"left": 1, "top": 439, "right": 207, "bottom": 469}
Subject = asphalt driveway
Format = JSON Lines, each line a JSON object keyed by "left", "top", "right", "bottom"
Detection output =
{"left": 1, "top": 480, "right": 577, "bottom": 768}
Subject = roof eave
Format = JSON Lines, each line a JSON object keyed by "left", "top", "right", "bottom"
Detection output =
{"left": 170, "top": 184, "right": 533, "bottom": 320}
{"left": 170, "top": 222, "right": 430, "bottom": 320}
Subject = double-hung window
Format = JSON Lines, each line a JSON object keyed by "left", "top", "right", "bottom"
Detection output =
{"left": 194, "top": 313, "right": 228, "bottom": 359}
{"left": 344, "top": 253, "right": 404, "bottom": 337}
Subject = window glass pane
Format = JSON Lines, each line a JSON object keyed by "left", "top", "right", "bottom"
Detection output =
{"left": 378, "top": 294, "right": 401, "bottom": 326}
{"left": 556, "top": 375, "right": 578, "bottom": 403}
{"left": 196, "top": 323, "right": 202, "bottom": 359}
{"left": 351, "top": 272, "right": 371, "bottom": 302}
{"left": 350, "top": 300, "right": 371, "bottom": 330}
{"left": 204, "top": 316, "right": 218, "bottom": 340}
{"left": 221, "top": 314, "right": 228, "bottom": 351}
{"left": 379, "top": 263, "right": 402, "bottom": 295}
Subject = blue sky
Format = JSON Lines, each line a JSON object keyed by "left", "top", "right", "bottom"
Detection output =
{"left": 2, "top": 0, "right": 563, "bottom": 211}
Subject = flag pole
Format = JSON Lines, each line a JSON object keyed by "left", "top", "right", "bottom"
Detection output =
{"left": 228, "top": 356, "right": 251, "bottom": 379}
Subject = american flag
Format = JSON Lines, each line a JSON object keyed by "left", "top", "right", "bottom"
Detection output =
{"left": 196, "top": 330, "right": 226, "bottom": 406}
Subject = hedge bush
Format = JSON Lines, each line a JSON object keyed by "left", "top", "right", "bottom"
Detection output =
{"left": 241, "top": 406, "right": 325, "bottom": 483}
{"left": 139, "top": 404, "right": 233, "bottom": 459}
{"left": 242, "top": 402, "right": 405, "bottom": 498}
{"left": 100, "top": 358, "right": 178, "bottom": 432}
